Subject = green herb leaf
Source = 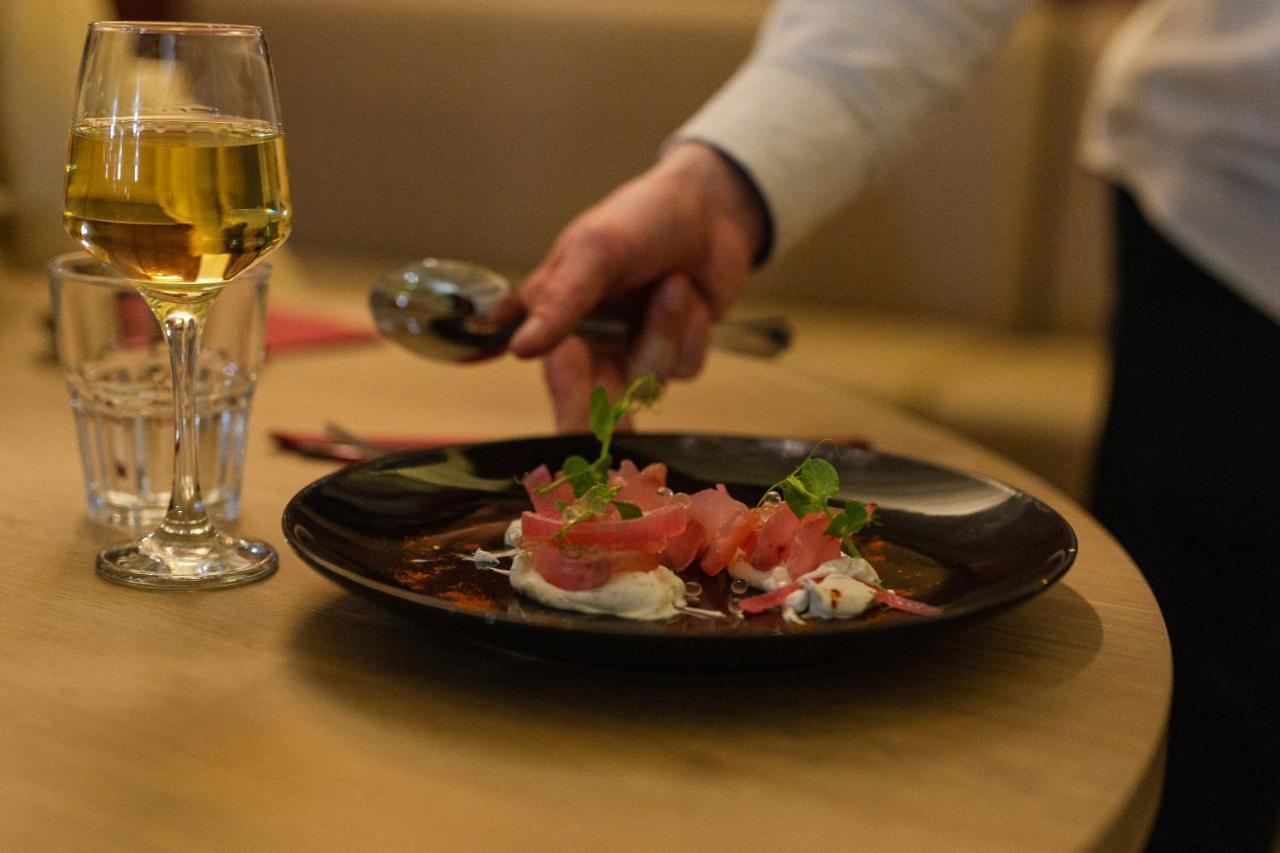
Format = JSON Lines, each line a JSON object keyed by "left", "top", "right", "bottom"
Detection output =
{"left": 593, "top": 374, "right": 661, "bottom": 457}
{"left": 795, "top": 458, "right": 839, "bottom": 502}
{"left": 552, "top": 374, "right": 660, "bottom": 494}
{"left": 612, "top": 501, "right": 643, "bottom": 520}
{"left": 619, "top": 373, "right": 661, "bottom": 409}
{"left": 777, "top": 477, "right": 819, "bottom": 517}
{"left": 560, "top": 483, "right": 623, "bottom": 527}
{"left": 763, "top": 449, "right": 877, "bottom": 560}
{"left": 588, "top": 388, "right": 613, "bottom": 444}
{"left": 560, "top": 454, "right": 598, "bottom": 497}
{"left": 533, "top": 374, "right": 663, "bottom": 530}
{"left": 582, "top": 482, "right": 623, "bottom": 512}
{"left": 825, "top": 501, "right": 871, "bottom": 539}
{"left": 763, "top": 456, "right": 837, "bottom": 513}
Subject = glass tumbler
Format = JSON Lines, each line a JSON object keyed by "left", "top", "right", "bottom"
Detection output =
{"left": 49, "top": 251, "right": 269, "bottom": 531}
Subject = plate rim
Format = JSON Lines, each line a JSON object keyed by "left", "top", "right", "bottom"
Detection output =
{"left": 281, "top": 431, "right": 1079, "bottom": 641}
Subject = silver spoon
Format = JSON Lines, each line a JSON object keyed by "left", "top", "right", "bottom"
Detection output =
{"left": 369, "top": 258, "right": 792, "bottom": 363}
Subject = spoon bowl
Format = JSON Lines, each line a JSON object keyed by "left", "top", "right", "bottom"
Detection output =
{"left": 370, "top": 258, "right": 792, "bottom": 363}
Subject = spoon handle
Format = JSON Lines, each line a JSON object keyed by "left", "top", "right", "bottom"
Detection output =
{"left": 370, "top": 258, "right": 793, "bottom": 362}
{"left": 710, "top": 316, "right": 792, "bottom": 358}
{"left": 574, "top": 315, "right": 791, "bottom": 359}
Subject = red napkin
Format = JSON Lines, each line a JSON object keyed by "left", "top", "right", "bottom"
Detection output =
{"left": 266, "top": 308, "right": 380, "bottom": 353}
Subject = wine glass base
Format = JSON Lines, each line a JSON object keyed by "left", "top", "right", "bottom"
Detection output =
{"left": 97, "top": 532, "right": 277, "bottom": 590}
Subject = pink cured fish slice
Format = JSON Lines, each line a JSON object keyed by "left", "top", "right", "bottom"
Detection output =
{"left": 531, "top": 542, "right": 661, "bottom": 591}
{"left": 783, "top": 514, "right": 843, "bottom": 579}
{"left": 660, "top": 518, "right": 705, "bottom": 571}
{"left": 520, "top": 503, "right": 687, "bottom": 549}
{"left": 749, "top": 504, "right": 803, "bottom": 570}
{"left": 608, "top": 460, "right": 671, "bottom": 511}
{"left": 868, "top": 584, "right": 944, "bottom": 617}
{"left": 522, "top": 465, "right": 576, "bottom": 517}
{"left": 738, "top": 580, "right": 803, "bottom": 614}
{"left": 525, "top": 460, "right": 672, "bottom": 520}
{"left": 688, "top": 485, "right": 757, "bottom": 575}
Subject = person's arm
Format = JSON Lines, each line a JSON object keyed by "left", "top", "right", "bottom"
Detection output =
{"left": 676, "top": 0, "right": 1032, "bottom": 262}
{"left": 512, "top": 0, "right": 1031, "bottom": 430}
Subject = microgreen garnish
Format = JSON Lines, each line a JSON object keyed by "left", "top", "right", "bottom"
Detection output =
{"left": 613, "top": 501, "right": 643, "bottom": 520}
{"left": 589, "top": 373, "right": 661, "bottom": 463}
{"left": 761, "top": 451, "right": 876, "bottom": 558}
{"left": 537, "top": 374, "right": 661, "bottom": 527}
{"left": 562, "top": 483, "right": 624, "bottom": 523}
{"left": 549, "top": 482, "right": 622, "bottom": 540}
{"left": 558, "top": 454, "right": 599, "bottom": 496}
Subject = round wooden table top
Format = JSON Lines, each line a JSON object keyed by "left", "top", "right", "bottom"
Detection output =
{"left": 0, "top": 260, "right": 1169, "bottom": 852}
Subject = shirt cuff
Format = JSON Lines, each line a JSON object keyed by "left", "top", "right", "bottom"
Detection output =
{"left": 668, "top": 62, "right": 878, "bottom": 263}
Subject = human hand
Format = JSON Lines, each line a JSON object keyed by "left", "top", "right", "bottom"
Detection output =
{"left": 508, "top": 141, "right": 768, "bottom": 431}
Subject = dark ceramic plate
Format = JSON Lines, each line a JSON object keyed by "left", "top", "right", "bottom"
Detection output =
{"left": 282, "top": 434, "right": 1077, "bottom": 669}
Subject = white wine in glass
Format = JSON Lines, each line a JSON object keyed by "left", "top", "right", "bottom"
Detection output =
{"left": 64, "top": 22, "right": 291, "bottom": 588}
{"left": 66, "top": 118, "right": 289, "bottom": 287}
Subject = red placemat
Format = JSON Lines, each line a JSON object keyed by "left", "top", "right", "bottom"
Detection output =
{"left": 266, "top": 308, "right": 380, "bottom": 353}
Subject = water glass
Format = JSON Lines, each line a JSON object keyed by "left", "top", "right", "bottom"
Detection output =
{"left": 49, "top": 251, "right": 269, "bottom": 530}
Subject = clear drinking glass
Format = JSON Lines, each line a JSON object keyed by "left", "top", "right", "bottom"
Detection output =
{"left": 63, "top": 21, "right": 291, "bottom": 588}
{"left": 50, "top": 251, "right": 270, "bottom": 531}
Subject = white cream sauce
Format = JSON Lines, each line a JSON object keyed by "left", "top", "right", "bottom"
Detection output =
{"left": 785, "top": 572, "right": 877, "bottom": 619}
{"left": 504, "top": 518, "right": 524, "bottom": 548}
{"left": 735, "top": 554, "right": 882, "bottom": 620}
{"left": 727, "top": 558, "right": 791, "bottom": 591}
{"left": 509, "top": 552, "right": 687, "bottom": 620}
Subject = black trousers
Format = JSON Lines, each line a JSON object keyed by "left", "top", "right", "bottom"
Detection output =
{"left": 1092, "top": 190, "right": 1280, "bottom": 852}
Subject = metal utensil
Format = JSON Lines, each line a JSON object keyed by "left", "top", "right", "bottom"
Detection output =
{"left": 269, "top": 424, "right": 475, "bottom": 462}
{"left": 369, "top": 258, "right": 792, "bottom": 363}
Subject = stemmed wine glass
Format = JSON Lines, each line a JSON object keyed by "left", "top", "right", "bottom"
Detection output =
{"left": 64, "top": 21, "right": 291, "bottom": 588}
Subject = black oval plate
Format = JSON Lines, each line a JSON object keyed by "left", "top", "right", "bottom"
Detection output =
{"left": 282, "top": 434, "right": 1077, "bottom": 669}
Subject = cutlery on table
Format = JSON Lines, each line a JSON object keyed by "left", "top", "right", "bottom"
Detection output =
{"left": 270, "top": 423, "right": 475, "bottom": 462}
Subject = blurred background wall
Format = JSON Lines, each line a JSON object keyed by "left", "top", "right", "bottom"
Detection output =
{"left": 0, "top": 0, "right": 113, "bottom": 267}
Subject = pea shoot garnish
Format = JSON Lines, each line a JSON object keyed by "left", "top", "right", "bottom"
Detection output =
{"left": 762, "top": 453, "right": 876, "bottom": 558}
{"left": 538, "top": 373, "right": 662, "bottom": 528}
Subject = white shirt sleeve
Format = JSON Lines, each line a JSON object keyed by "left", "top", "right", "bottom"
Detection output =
{"left": 673, "top": 0, "right": 1033, "bottom": 261}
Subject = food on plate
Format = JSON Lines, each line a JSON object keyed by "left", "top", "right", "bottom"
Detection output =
{"left": 509, "top": 551, "right": 688, "bottom": 620}
{"left": 496, "top": 376, "right": 942, "bottom": 622}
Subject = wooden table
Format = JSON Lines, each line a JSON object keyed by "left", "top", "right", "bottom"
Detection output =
{"left": 0, "top": 260, "right": 1169, "bottom": 852}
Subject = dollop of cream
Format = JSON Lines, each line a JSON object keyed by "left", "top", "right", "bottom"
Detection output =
{"left": 785, "top": 572, "right": 877, "bottom": 619}
{"left": 729, "top": 553, "right": 881, "bottom": 592}
{"left": 504, "top": 519, "right": 524, "bottom": 547}
{"left": 808, "top": 555, "right": 880, "bottom": 586}
{"left": 770, "top": 555, "right": 883, "bottom": 621}
{"left": 727, "top": 557, "right": 790, "bottom": 591}
{"left": 509, "top": 552, "right": 686, "bottom": 620}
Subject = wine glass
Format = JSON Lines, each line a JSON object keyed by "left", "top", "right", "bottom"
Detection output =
{"left": 63, "top": 21, "right": 291, "bottom": 588}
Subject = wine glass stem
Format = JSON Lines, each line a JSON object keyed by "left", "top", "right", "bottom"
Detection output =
{"left": 155, "top": 303, "right": 216, "bottom": 542}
